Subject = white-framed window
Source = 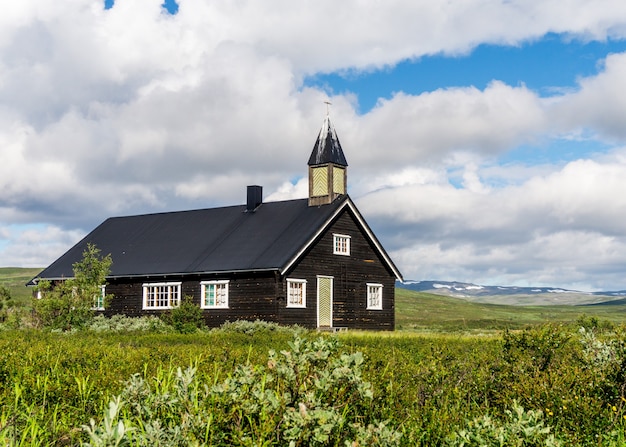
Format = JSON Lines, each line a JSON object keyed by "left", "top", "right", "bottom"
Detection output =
{"left": 333, "top": 234, "right": 351, "bottom": 256}
{"left": 367, "top": 283, "right": 383, "bottom": 310}
{"left": 93, "top": 285, "right": 106, "bottom": 310}
{"left": 287, "top": 279, "right": 306, "bottom": 308}
{"left": 142, "top": 282, "right": 181, "bottom": 309}
{"left": 201, "top": 280, "right": 229, "bottom": 309}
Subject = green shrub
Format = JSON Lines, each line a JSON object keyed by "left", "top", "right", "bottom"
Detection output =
{"left": 576, "top": 314, "right": 615, "bottom": 332}
{"left": 578, "top": 326, "right": 620, "bottom": 370}
{"left": 161, "top": 296, "right": 205, "bottom": 333}
{"left": 502, "top": 324, "right": 570, "bottom": 372}
{"left": 88, "top": 315, "right": 173, "bottom": 333}
{"left": 82, "top": 335, "right": 402, "bottom": 446}
{"left": 32, "top": 244, "right": 112, "bottom": 331}
{"left": 0, "top": 285, "right": 12, "bottom": 314}
{"left": 447, "top": 401, "right": 562, "bottom": 446}
{"left": 3, "top": 325, "right": 626, "bottom": 446}
{"left": 217, "top": 319, "right": 305, "bottom": 336}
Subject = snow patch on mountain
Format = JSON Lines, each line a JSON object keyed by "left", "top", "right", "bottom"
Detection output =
{"left": 398, "top": 280, "right": 626, "bottom": 306}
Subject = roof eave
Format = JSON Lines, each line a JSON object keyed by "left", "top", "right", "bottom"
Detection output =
{"left": 105, "top": 267, "right": 281, "bottom": 281}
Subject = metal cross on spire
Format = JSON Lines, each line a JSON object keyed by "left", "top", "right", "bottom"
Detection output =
{"left": 324, "top": 100, "right": 332, "bottom": 116}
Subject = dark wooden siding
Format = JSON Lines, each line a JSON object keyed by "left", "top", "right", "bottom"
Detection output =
{"left": 100, "top": 208, "right": 395, "bottom": 330}
{"left": 281, "top": 208, "right": 395, "bottom": 330}
{"left": 103, "top": 272, "right": 281, "bottom": 328}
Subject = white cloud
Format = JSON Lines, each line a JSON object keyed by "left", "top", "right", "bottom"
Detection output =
{"left": 0, "top": 224, "right": 84, "bottom": 268}
{"left": 553, "top": 52, "right": 626, "bottom": 140}
{"left": 1, "top": 0, "right": 626, "bottom": 290}
{"left": 360, "top": 150, "right": 626, "bottom": 289}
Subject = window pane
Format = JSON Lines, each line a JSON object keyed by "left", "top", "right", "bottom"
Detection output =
{"left": 333, "top": 234, "right": 350, "bottom": 255}
{"left": 201, "top": 282, "right": 228, "bottom": 308}
{"left": 367, "top": 284, "right": 382, "bottom": 309}
{"left": 207, "top": 284, "right": 215, "bottom": 306}
{"left": 216, "top": 284, "right": 227, "bottom": 306}
{"left": 143, "top": 283, "right": 181, "bottom": 309}
{"left": 287, "top": 280, "right": 305, "bottom": 307}
{"left": 93, "top": 286, "right": 105, "bottom": 310}
{"left": 171, "top": 286, "right": 179, "bottom": 307}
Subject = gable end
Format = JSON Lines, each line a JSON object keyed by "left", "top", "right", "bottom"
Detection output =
{"left": 280, "top": 197, "right": 403, "bottom": 281}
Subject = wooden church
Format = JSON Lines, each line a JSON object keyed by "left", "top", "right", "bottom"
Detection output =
{"left": 32, "top": 116, "right": 403, "bottom": 330}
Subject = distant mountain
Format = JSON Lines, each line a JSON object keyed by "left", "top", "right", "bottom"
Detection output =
{"left": 398, "top": 280, "right": 626, "bottom": 306}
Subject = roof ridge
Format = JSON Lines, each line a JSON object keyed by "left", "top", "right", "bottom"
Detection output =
{"left": 107, "top": 197, "right": 310, "bottom": 220}
{"left": 249, "top": 196, "right": 347, "bottom": 269}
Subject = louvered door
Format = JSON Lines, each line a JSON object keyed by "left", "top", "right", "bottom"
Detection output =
{"left": 317, "top": 276, "right": 333, "bottom": 328}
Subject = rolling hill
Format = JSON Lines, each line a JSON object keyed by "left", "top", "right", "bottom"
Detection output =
{"left": 398, "top": 280, "right": 626, "bottom": 306}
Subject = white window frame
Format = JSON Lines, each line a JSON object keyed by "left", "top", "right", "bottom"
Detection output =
{"left": 287, "top": 279, "right": 307, "bottom": 308}
{"left": 142, "top": 282, "right": 181, "bottom": 310}
{"left": 92, "top": 285, "right": 106, "bottom": 310}
{"left": 201, "top": 280, "right": 229, "bottom": 309}
{"left": 366, "top": 283, "right": 383, "bottom": 310}
{"left": 333, "top": 234, "right": 351, "bottom": 256}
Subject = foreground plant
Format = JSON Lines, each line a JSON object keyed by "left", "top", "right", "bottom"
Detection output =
{"left": 82, "top": 335, "right": 401, "bottom": 446}
{"left": 33, "top": 244, "right": 112, "bottom": 331}
{"left": 447, "top": 401, "right": 563, "bottom": 447}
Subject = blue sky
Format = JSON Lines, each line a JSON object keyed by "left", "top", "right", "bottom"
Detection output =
{"left": 3, "top": 1, "right": 626, "bottom": 291}
{"left": 307, "top": 36, "right": 626, "bottom": 167}
{"left": 308, "top": 36, "right": 626, "bottom": 113}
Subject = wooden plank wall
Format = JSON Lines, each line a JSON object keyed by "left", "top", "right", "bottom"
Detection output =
{"left": 283, "top": 209, "right": 395, "bottom": 330}
{"left": 104, "top": 273, "right": 281, "bottom": 327}
{"left": 101, "top": 209, "right": 396, "bottom": 330}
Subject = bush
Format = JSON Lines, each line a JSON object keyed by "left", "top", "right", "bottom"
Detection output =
{"left": 32, "top": 244, "right": 112, "bottom": 331}
{"left": 502, "top": 324, "right": 570, "bottom": 373}
{"left": 82, "top": 335, "right": 402, "bottom": 446}
{"left": 161, "top": 296, "right": 205, "bottom": 333}
{"left": 88, "top": 315, "right": 173, "bottom": 333}
{"left": 447, "top": 401, "right": 562, "bottom": 446}
{"left": 0, "top": 285, "right": 12, "bottom": 311}
{"left": 217, "top": 319, "right": 306, "bottom": 336}
{"left": 0, "top": 285, "right": 18, "bottom": 328}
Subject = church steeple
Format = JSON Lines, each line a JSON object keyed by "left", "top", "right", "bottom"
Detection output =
{"left": 308, "top": 114, "right": 348, "bottom": 206}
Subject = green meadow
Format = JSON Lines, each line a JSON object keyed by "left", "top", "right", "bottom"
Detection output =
{"left": 395, "top": 286, "right": 626, "bottom": 331}
{"left": 3, "top": 268, "right": 626, "bottom": 445}
{"left": 0, "top": 267, "right": 41, "bottom": 304}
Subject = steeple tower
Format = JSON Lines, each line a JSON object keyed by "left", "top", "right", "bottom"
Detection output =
{"left": 308, "top": 113, "right": 348, "bottom": 206}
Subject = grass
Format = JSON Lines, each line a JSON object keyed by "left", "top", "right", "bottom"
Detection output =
{"left": 5, "top": 267, "right": 626, "bottom": 445}
{"left": 0, "top": 267, "right": 41, "bottom": 306}
{"left": 395, "top": 287, "right": 626, "bottom": 331}
{"left": 0, "top": 325, "right": 624, "bottom": 446}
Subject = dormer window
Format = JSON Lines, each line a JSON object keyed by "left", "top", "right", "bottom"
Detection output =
{"left": 333, "top": 234, "right": 351, "bottom": 256}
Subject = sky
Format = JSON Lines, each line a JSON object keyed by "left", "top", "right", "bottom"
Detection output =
{"left": 3, "top": 1, "right": 626, "bottom": 291}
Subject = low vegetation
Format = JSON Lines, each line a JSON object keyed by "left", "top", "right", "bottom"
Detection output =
{"left": 3, "top": 268, "right": 626, "bottom": 444}
{"left": 395, "top": 287, "right": 626, "bottom": 331}
{"left": 32, "top": 244, "right": 112, "bottom": 331}
{"left": 0, "top": 267, "right": 42, "bottom": 306}
{"left": 0, "top": 322, "right": 624, "bottom": 445}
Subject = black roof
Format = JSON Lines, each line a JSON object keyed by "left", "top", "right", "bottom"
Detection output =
{"left": 33, "top": 195, "right": 383, "bottom": 282}
{"left": 308, "top": 115, "right": 348, "bottom": 167}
